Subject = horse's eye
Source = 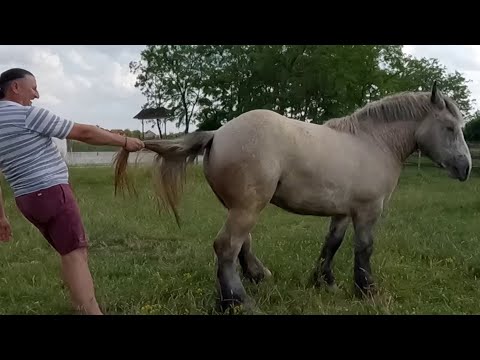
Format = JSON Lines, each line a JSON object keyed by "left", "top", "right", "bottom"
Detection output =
{"left": 446, "top": 126, "right": 454, "bottom": 132}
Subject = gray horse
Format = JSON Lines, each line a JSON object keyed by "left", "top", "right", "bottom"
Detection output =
{"left": 114, "top": 82, "right": 472, "bottom": 312}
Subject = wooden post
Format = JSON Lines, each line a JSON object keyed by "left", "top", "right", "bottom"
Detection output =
{"left": 417, "top": 150, "right": 421, "bottom": 171}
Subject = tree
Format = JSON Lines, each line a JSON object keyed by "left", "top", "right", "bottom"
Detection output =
{"left": 378, "top": 52, "right": 475, "bottom": 117}
{"left": 131, "top": 45, "right": 476, "bottom": 132}
{"left": 464, "top": 111, "right": 480, "bottom": 142}
{"left": 130, "top": 45, "right": 211, "bottom": 134}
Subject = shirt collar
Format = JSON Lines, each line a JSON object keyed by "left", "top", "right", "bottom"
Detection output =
{"left": 0, "top": 100, "right": 26, "bottom": 108}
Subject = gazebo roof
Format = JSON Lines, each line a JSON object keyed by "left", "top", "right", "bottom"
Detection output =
{"left": 133, "top": 107, "right": 172, "bottom": 120}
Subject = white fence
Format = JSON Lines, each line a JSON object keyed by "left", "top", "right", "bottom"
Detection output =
{"left": 66, "top": 151, "right": 156, "bottom": 166}
{"left": 66, "top": 152, "right": 204, "bottom": 166}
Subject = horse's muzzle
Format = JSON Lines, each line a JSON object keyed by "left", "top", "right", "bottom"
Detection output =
{"left": 448, "top": 154, "right": 471, "bottom": 182}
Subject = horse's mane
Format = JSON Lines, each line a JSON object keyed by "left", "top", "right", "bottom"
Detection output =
{"left": 324, "top": 91, "right": 462, "bottom": 135}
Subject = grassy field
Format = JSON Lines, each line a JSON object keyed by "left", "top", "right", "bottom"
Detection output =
{"left": 1, "top": 164, "right": 480, "bottom": 315}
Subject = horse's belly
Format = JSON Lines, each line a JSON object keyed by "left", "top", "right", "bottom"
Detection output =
{"left": 270, "top": 180, "right": 349, "bottom": 216}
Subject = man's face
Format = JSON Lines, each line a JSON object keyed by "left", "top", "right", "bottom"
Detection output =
{"left": 11, "top": 75, "right": 39, "bottom": 106}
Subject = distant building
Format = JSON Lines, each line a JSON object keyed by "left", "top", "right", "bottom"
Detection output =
{"left": 110, "top": 129, "right": 126, "bottom": 135}
{"left": 144, "top": 130, "right": 157, "bottom": 139}
{"left": 133, "top": 106, "right": 172, "bottom": 139}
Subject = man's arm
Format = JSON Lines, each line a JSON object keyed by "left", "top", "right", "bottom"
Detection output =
{"left": 67, "top": 124, "right": 145, "bottom": 152}
{"left": 67, "top": 123, "right": 132, "bottom": 147}
{"left": 25, "top": 106, "right": 145, "bottom": 152}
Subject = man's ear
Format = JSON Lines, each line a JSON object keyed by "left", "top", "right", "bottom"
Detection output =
{"left": 10, "top": 80, "right": 21, "bottom": 94}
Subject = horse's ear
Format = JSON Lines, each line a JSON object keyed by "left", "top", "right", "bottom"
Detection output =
{"left": 431, "top": 81, "right": 438, "bottom": 102}
{"left": 430, "top": 80, "right": 444, "bottom": 108}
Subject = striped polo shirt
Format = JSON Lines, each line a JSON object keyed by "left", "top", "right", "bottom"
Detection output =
{"left": 0, "top": 100, "right": 74, "bottom": 197}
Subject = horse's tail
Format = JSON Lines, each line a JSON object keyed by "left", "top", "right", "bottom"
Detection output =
{"left": 113, "top": 131, "right": 215, "bottom": 226}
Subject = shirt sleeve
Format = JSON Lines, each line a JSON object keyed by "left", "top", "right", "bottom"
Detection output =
{"left": 24, "top": 106, "right": 74, "bottom": 139}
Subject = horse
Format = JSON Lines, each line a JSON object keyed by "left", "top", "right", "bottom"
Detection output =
{"left": 113, "top": 82, "right": 472, "bottom": 312}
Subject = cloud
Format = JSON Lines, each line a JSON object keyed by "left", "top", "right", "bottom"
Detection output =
{"left": 37, "top": 93, "right": 61, "bottom": 107}
{"left": 111, "top": 61, "right": 139, "bottom": 96}
{"left": 66, "top": 49, "right": 94, "bottom": 71}
{"left": 0, "top": 45, "right": 185, "bottom": 133}
{"left": 72, "top": 74, "right": 92, "bottom": 89}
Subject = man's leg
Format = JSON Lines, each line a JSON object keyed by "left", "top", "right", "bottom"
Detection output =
{"left": 53, "top": 184, "right": 103, "bottom": 315}
{"left": 16, "top": 184, "right": 103, "bottom": 315}
{"left": 61, "top": 247, "right": 102, "bottom": 315}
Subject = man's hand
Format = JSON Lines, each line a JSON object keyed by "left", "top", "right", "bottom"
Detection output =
{"left": 0, "top": 216, "right": 12, "bottom": 242}
{"left": 123, "top": 137, "right": 145, "bottom": 152}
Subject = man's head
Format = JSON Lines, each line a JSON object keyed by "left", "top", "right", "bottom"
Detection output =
{"left": 0, "top": 68, "right": 39, "bottom": 106}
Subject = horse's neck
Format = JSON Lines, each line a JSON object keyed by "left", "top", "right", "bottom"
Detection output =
{"left": 361, "top": 120, "right": 418, "bottom": 164}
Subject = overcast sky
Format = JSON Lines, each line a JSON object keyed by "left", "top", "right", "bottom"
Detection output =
{"left": 403, "top": 45, "right": 480, "bottom": 111}
{"left": 0, "top": 45, "right": 477, "bottom": 136}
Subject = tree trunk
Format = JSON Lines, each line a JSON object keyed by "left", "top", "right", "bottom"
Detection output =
{"left": 156, "top": 119, "right": 163, "bottom": 139}
{"left": 417, "top": 150, "right": 422, "bottom": 171}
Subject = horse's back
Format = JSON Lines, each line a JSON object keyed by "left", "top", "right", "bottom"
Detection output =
{"left": 206, "top": 108, "right": 362, "bottom": 183}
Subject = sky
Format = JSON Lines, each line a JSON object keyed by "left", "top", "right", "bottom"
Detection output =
{"left": 0, "top": 45, "right": 478, "bottom": 136}
{"left": 403, "top": 45, "right": 480, "bottom": 112}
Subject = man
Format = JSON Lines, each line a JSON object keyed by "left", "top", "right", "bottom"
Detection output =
{"left": 0, "top": 68, "right": 145, "bottom": 315}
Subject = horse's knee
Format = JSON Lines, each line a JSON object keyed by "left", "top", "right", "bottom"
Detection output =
{"left": 215, "top": 209, "right": 258, "bottom": 259}
{"left": 213, "top": 232, "right": 244, "bottom": 263}
{"left": 213, "top": 234, "right": 230, "bottom": 258}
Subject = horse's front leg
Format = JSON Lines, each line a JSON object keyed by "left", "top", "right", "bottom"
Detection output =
{"left": 352, "top": 204, "right": 382, "bottom": 298}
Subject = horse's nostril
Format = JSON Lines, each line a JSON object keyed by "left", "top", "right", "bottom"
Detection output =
{"left": 458, "top": 160, "right": 470, "bottom": 181}
{"left": 449, "top": 155, "right": 471, "bottom": 181}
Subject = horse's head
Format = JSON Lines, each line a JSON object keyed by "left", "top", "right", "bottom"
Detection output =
{"left": 415, "top": 81, "right": 472, "bottom": 181}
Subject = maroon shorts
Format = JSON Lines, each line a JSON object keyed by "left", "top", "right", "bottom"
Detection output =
{"left": 15, "top": 184, "right": 88, "bottom": 255}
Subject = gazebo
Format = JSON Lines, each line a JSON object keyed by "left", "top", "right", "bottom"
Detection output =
{"left": 133, "top": 106, "right": 172, "bottom": 139}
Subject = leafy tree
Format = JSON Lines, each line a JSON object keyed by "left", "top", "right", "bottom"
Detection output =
{"left": 464, "top": 111, "right": 480, "bottom": 142}
{"left": 130, "top": 45, "right": 476, "bottom": 131}
{"left": 130, "top": 45, "right": 210, "bottom": 134}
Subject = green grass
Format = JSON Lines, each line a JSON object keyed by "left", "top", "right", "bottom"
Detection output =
{"left": 1, "top": 164, "right": 480, "bottom": 315}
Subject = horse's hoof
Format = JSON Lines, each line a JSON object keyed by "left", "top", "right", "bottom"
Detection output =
{"left": 309, "top": 270, "right": 335, "bottom": 290}
{"left": 326, "top": 283, "right": 339, "bottom": 293}
{"left": 216, "top": 296, "right": 255, "bottom": 314}
{"left": 216, "top": 299, "right": 241, "bottom": 313}
{"left": 244, "top": 265, "right": 272, "bottom": 284}
{"left": 353, "top": 283, "right": 376, "bottom": 299}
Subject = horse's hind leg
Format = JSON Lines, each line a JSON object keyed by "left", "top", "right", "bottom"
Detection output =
{"left": 238, "top": 233, "right": 272, "bottom": 284}
{"left": 214, "top": 208, "right": 259, "bottom": 312}
{"left": 311, "top": 215, "right": 349, "bottom": 290}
